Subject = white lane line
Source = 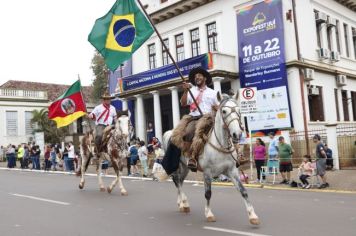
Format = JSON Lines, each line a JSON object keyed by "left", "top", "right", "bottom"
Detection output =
{"left": 203, "top": 226, "right": 271, "bottom": 236}
{"left": 10, "top": 193, "right": 70, "bottom": 206}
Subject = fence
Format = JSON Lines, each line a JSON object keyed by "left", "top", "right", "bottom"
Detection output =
{"left": 337, "top": 125, "right": 356, "bottom": 169}
{"left": 290, "top": 128, "right": 327, "bottom": 166}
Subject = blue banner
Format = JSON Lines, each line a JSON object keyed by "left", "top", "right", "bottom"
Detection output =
{"left": 237, "top": 0, "right": 292, "bottom": 133}
{"left": 121, "top": 53, "right": 212, "bottom": 91}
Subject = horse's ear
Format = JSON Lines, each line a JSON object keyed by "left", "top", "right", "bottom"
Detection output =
{"left": 117, "top": 109, "right": 128, "bottom": 117}
{"left": 217, "top": 91, "right": 222, "bottom": 102}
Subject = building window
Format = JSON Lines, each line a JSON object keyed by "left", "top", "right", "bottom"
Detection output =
{"left": 308, "top": 86, "right": 324, "bottom": 121}
{"left": 343, "top": 23, "right": 350, "bottom": 57}
{"left": 352, "top": 27, "right": 356, "bottom": 59}
{"left": 162, "top": 38, "right": 170, "bottom": 65}
{"left": 25, "top": 111, "right": 33, "bottom": 135}
{"left": 342, "top": 90, "right": 349, "bottom": 121}
{"left": 148, "top": 43, "right": 156, "bottom": 69}
{"left": 334, "top": 89, "right": 340, "bottom": 121}
{"left": 352, "top": 91, "right": 356, "bottom": 121}
{"left": 190, "top": 28, "right": 200, "bottom": 57}
{"left": 335, "top": 20, "right": 341, "bottom": 53}
{"left": 6, "top": 111, "right": 18, "bottom": 136}
{"left": 207, "top": 22, "right": 218, "bottom": 52}
{"left": 175, "top": 33, "right": 184, "bottom": 61}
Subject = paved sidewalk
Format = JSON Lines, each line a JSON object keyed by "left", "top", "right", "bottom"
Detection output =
{"left": 1, "top": 161, "right": 355, "bottom": 192}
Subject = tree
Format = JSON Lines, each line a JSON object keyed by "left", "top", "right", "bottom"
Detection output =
{"left": 31, "top": 108, "right": 69, "bottom": 144}
{"left": 91, "top": 51, "right": 108, "bottom": 102}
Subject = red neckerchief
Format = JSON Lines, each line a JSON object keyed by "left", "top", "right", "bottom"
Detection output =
{"left": 190, "top": 86, "right": 206, "bottom": 112}
{"left": 97, "top": 103, "right": 110, "bottom": 123}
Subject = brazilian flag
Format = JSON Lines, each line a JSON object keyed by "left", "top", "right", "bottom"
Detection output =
{"left": 88, "top": 0, "right": 154, "bottom": 71}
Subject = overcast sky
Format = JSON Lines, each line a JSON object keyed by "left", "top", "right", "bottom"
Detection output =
{"left": 0, "top": 0, "right": 116, "bottom": 86}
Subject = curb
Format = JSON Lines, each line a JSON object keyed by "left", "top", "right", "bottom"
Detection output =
{"left": 1, "top": 167, "right": 355, "bottom": 194}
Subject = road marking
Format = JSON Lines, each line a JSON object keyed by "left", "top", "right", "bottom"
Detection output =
{"left": 10, "top": 193, "right": 70, "bottom": 206}
{"left": 203, "top": 226, "right": 271, "bottom": 236}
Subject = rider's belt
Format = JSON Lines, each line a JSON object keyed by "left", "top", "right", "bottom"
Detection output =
{"left": 191, "top": 115, "right": 202, "bottom": 120}
{"left": 97, "top": 124, "right": 109, "bottom": 127}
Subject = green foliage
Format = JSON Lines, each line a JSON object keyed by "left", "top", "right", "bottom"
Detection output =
{"left": 31, "top": 108, "right": 69, "bottom": 144}
{"left": 91, "top": 51, "right": 108, "bottom": 102}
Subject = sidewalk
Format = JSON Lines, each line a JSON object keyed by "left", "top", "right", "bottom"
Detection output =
{"left": 1, "top": 161, "right": 355, "bottom": 192}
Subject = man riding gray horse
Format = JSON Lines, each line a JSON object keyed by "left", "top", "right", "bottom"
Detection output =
{"left": 160, "top": 67, "right": 219, "bottom": 176}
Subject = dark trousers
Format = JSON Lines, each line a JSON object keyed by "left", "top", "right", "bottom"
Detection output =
{"left": 255, "top": 160, "right": 265, "bottom": 180}
{"left": 44, "top": 159, "right": 51, "bottom": 171}
{"left": 162, "top": 141, "right": 181, "bottom": 175}
{"left": 299, "top": 174, "right": 310, "bottom": 185}
{"left": 126, "top": 157, "right": 131, "bottom": 175}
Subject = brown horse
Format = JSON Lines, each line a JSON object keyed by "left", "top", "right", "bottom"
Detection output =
{"left": 78, "top": 113, "right": 130, "bottom": 195}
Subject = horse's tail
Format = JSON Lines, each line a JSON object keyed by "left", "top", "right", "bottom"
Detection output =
{"left": 154, "top": 130, "right": 172, "bottom": 181}
{"left": 162, "top": 130, "right": 172, "bottom": 151}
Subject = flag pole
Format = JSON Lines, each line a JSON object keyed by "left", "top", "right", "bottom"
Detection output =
{"left": 78, "top": 74, "right": 93, "bottom": 133}
{"left": 136, "top": 0, "right": 203, "bottom": 116}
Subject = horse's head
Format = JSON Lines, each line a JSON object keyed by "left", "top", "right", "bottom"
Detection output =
{"left": 216, "top": 92, "right": 244, "bottom": 144}
{"left": 115, "top": 110, "right": 130, "bottom": 138}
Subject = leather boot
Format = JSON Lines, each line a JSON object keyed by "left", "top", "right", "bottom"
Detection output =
{"left": 187, "top": 158, "right": 198, "bottom": 172}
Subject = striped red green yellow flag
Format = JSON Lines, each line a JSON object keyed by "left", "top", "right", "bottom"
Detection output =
{"left": 48, "top": 80, "right": 87, "bottom": 128}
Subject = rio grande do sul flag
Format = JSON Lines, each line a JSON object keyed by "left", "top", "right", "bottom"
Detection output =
{"left": 88, "top": 0, "right": 154, "bottom": 71}
{"left": 48, "top": 80, "right": 86, "bottom": 128}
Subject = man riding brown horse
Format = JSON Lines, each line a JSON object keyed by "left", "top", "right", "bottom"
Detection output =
{"left": 161, "top": 67, "right": 219, "bottom": 175}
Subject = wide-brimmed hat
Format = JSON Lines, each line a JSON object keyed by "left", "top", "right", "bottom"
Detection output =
{"left": 101, "top": 91, "right": 115, "bottom": 100}
{"left": 188, "top": 67, "right": 212, "bottom": 86}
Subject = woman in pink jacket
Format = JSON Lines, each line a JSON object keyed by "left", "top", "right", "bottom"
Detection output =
{"left": 253, "top": 138, "right": 266, "bottom": 181}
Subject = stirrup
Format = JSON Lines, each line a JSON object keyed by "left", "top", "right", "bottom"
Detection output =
{"left": 187, "top": 159, "right": 198, "bottom": 172}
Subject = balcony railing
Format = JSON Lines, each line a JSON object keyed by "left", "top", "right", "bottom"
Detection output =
{"left": 0, "top": 89, "right": 48, "bottom": 100}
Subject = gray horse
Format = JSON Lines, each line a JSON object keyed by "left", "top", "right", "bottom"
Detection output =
{"left": 158, "top": 93, "right": 260, "bottom": 225}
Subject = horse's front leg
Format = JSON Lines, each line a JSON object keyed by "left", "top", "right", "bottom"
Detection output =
{"left": 78, "top": 151, "right": 88, "bottom": 189}
{"left": 97, "top": 153, "right": 106, "bottom": 192}
{"left": 228, "top": 168, "right": 260, "bottom": 225}
{"left": 108, "top": 155, "right": 127, "bottom": 196}
{"left": 172, "top": 173, "right": 190, "bottom": 213}
{"left": 203, "top": 172, "right": 216, "bottom": 222}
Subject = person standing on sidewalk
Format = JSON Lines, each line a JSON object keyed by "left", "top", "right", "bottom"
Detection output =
{"left": 253, "top": 138, "right": 266, "bottom": 182}
{"left": 313, "top": 134, "right": 329, "bottom": 189}
{"left": 268, "top": 132, "right": 279, "bottom": 160}
{"left": 278, "top": 136, "right": 294, "bottom": 184}
{"left": 138, "top": 141, "right": 148, "bottom": 177}
{"left": 67, "top": 142, "right": 75, "bottom": 172}
{"left": 17, "top": 144, "right": 25, "bottom": 169}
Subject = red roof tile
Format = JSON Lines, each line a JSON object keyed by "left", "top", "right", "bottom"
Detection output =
{"left": 0, "top": 80, "right": 93, "bottom": 102}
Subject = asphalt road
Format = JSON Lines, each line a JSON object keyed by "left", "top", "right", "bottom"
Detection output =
{"left": 0, "top": 169, "right": 355, "bottom": 236}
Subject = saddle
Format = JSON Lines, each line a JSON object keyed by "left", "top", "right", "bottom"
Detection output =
{"left": 171, "top": 113, "right": 214, "bottom": 160}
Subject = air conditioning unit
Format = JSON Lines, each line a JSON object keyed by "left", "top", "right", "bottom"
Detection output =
{"left": 315, "top": 12, "right": 327, "bottom": 24}
{"left": 336, "top": 74, "right": 347, "bottom": 87}
{"left": 317, "top": 48, "right": 330, "bottom": 59}
{"left": 308, "top": 86, "right": 319, "bottom": 96}
{"left": 304, "top": 68, "right": 315, "bottom": 81}
{"left": 330, "top": 51, "right": 340, "bottom": 62}
{"left": 327, "top": 16, "right": 336, "bottom": 27}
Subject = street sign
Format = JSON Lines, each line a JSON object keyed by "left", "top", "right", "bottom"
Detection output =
{"left": 239, "top": 87, "right": 258, "bottom": 114}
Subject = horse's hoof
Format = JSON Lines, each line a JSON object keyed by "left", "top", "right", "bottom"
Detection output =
{"left": 78, "top": 183, "right": 84, "bottom": 189}
{"left": 183, "top": 207, "right": 190, "bottom": 213}
{"left": 249, "top": 218, "right": 260, "bottom": 225}
{"left": 100, "top": 187, "right": 106, "bottom": 192}
{"left": 121, "top": 191, "right": 128, "bottom": 196}
{"left": 107, "top": 187, "right": 112, "bottom": 194}
{"left": 207, "top": 216, "right": 216, "bottom": 222}
{"left": 179, "top": 207, "right": 184, "bottom": 212}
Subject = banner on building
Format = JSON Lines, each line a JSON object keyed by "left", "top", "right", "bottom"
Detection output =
{"left": 121, "top": 53, "right": 213, "bottom": 91}
{"left": 236, "top": 0, "right": 292, "bottom": 134}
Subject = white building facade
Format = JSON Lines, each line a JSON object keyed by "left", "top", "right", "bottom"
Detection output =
{"left": 116, "top": 0, "right": 356, "bottom": 144}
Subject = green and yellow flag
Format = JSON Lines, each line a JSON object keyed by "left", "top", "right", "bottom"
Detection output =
{"left": 88, "top": 0, "right": 154, "bottom": 71}
{"left": 48, "top": 80, "right": 87, "bottom": 128}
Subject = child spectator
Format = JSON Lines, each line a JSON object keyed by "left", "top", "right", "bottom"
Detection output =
{"left": 298, "top": 155, "right": 313, "bottom": 189}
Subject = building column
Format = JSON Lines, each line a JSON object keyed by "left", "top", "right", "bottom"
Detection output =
{"left": 200, "top": 23, "right": 208, "bottom": 54}
{"left": 134, "top": 94, "right": 146, "bottom": 142}
{"left": 169, "top": 86, "right": 180, "bottom": 128}
{"left": 183, "top": 29, "right": 191, "bottom": 59}
{"left": 169, "top": 35, "right": 177, "bottom": 62}
{"left": 156, "top": 39, "right": 163, "bottom": 67}
{"left": 330, "top": 26, "right": 338, "bottom": 53}
{"left": 121, "top": 98, "right": 128, "bottom": 111}
{"left": 325, "top": 123, "right": 339, "bottom": 170}
{"left": 320, "top": 22, "right": 328, "bottom": 49}
{"left": 347, "top": 90, "right": 354, "bottom": 121}
{"left": 150, "top": 90, "right": 163, "bottom": 142}
{"left": 212, "top": 77, "right": 224, "bottom": 93}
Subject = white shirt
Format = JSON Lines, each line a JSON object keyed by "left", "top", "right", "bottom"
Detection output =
{"left": 187, "top": 86, "right": 219, "bottom": 116}
{"left": 90, "top": 104, "right": 117, "bottom": 126}
{"left": 68, "top": 145, "right": 75, "bottom": 159}
{"left": 138, "top": 146, "right": 148, "bottom": 161}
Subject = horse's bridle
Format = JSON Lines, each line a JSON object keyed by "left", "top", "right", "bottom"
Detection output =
{"left": 219, "top": 98, "right": 244, "bottom": 139}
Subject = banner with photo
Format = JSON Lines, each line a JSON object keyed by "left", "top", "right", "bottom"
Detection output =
{"left": 236, "top": 0, "right": 292, "bottom": 135}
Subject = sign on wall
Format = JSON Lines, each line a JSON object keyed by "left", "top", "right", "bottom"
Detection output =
{"left": 236, "top": 0, "right": 292, "bottom": 133}
{"left": 239, "top": 87, "right": 258, "bottom": 114}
